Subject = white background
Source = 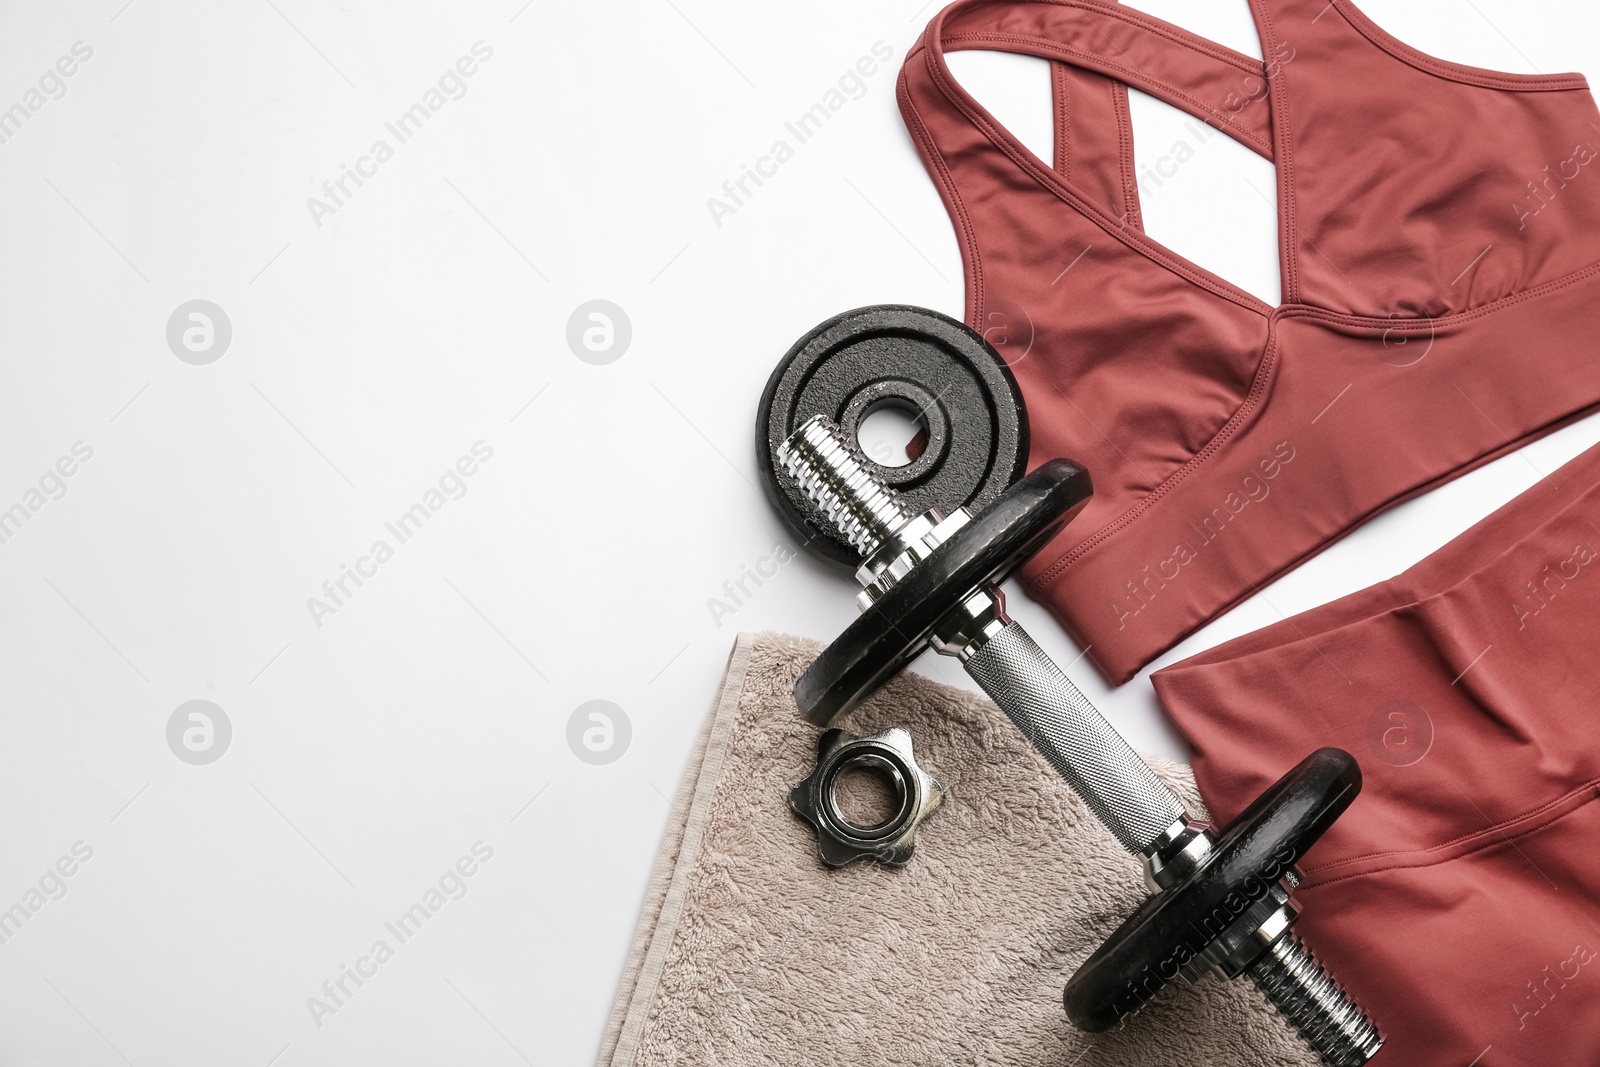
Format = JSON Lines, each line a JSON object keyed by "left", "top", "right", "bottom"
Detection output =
{"left": 1, "top": 0, "right": 1597, "bottom": 1064}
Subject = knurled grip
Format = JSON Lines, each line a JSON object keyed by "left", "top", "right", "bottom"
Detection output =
{"left": 964, "top": 621, "right": 1187, "bottom": 856}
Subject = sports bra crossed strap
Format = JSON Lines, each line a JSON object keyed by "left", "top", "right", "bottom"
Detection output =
{"left": 898, "top": 0, "right": 1600, "bottom": 683}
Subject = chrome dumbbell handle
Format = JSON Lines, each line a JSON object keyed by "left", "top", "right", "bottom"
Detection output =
{"left": 963, "top": 620, "right": 1187, "bottom": 857}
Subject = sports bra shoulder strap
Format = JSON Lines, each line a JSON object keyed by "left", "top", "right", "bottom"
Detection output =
{"left": 924, "top": 0, "right": 1276, "bottom": 160}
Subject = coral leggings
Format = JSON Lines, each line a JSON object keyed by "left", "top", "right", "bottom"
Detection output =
{"left": 1153, "top": 443, "right": 1600, "bottom": 1066}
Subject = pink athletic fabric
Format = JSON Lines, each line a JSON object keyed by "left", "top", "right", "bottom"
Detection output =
{"left": 897, "top": 0, "right": 1600, "bottom": 683}
{"left": 1153, "top": 441, "right": 1600, "bottom": 1066}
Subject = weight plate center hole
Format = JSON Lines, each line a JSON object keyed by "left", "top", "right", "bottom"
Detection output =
{"left": 857, "top": 399, "right": 929, "bottom": 469}
{"left": 829, "top": 760, "right": 907, "bottom": 832}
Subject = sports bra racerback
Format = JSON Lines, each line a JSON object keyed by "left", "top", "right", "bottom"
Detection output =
{"left": 898, "top": 0, "right": 1600, "bottom": 683}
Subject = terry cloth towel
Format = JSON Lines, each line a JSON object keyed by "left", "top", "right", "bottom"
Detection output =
{"left": 598, "top": 632, "right": 1319, "bottom": 1067}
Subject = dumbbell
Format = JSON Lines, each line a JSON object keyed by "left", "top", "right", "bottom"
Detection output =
{"left": 776, "top": 415, "right": 1384, "bottom": 1067}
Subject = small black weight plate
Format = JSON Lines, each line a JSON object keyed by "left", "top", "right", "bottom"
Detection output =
{"left": 1063, "top": 748, "right": 1363, "bottom": 1031}
{"left": 757, "top": 305, "right": 1028, "bottom": 566}
{"left": 794, "top": 459, "right": 1092, "bottom": 727}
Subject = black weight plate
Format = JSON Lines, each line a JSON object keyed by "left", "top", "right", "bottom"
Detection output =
{"left": 794, "top": 459, "right": 1092, "bottom": 727}
{"left": 757, "top": 305, "right": 1028, "bottom": 566}
{"left": 1063, "top": 748, "right": 1364, "bottom": 1031}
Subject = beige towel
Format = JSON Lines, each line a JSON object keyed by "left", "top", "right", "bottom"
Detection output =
{"left": 599, "top": 633, "right": 1317, "bottom": 1067}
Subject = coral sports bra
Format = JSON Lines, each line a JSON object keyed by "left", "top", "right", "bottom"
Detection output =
{"left": 898, "top": 0, "right": 1600, "bottom": 683}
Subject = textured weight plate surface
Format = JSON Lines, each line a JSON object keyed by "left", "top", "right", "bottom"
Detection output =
{"left": 794, "top": 459, "right": 1092, "bottom": 727}
{"left": 1063, "top": 748, "right": 1364, "bottom": 1031}
{"left": 757, "top": 305, "right": 1028, "bottom": 566}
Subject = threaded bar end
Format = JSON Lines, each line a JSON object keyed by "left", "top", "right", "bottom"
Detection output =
{"left": 776, "top": 416, "right": 914, "bottom": 557}
{"left": 1248, "top": 932, "right": 1383, "bottom": 1067}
